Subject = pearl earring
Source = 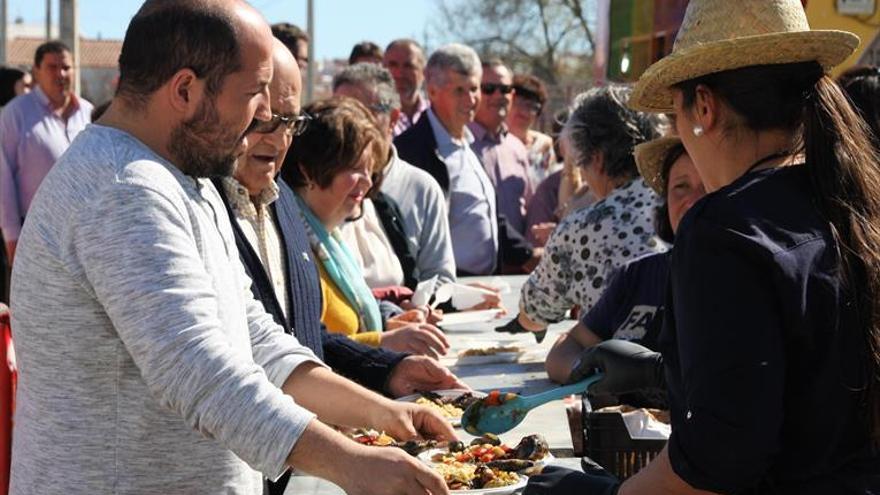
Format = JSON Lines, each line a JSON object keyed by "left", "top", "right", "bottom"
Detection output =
{"left": 692, "top": 125, "right": 704, "bottom": 137}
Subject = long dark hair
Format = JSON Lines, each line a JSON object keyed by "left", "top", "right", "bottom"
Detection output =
{"left": 837, "top": 66, "right": 880, "bottom": 151}
{"left": 0, "top": 67, "right": 25, "bottom": 106}
{"left": 677, "top": 61, "right": 880, "bottom": 446}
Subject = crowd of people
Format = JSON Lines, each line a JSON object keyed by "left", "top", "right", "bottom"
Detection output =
{"left": 0, "top": 0, "right": 879, "bottom": 493}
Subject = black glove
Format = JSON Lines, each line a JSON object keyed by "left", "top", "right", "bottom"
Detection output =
{"left": 495, "top": 316, "right": 547, "bottom": 343}
{"left": 568, "top": 340, "right": 665, "bottom": 395}
{"left": 524, "top": 461, "right": 620, "bottom": 495}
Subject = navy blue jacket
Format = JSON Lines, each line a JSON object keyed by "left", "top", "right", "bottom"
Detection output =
{"left": 661, "top": 166, "right": 880, "bottom": 494}
{"left": 212, "top": 178, "right": 407, "bottom": 393}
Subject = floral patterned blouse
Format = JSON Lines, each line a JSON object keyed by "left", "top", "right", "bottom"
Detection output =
{"left": 520, "top": 178, "right": 668, "bottom": 325}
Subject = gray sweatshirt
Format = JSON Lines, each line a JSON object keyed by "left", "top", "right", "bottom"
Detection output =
{"left": 9, "top": 125, "right": 324, "bottom": 494}
{"left": 380, "top": 146, "right": 456, "bottom": 285}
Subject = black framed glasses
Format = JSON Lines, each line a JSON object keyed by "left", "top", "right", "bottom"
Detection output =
{"left": 480, "top": 83, "right": 513, "bottom": 95}
{"left": 250, "top": 112, "right": 312, "bottom": 136}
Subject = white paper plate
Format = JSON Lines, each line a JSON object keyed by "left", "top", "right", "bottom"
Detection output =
{"left": 447, "top": 474, "right": 527, "bottom": 494}
{"left": 396, "top": 389, "right": 486, "bottom": 426}
{"left": 419, "top": 447, "right": 540, "bottom": 495}
{"left": 455, "top": 349, "right": 523, "bottom": 366}
{"left": 439, "top": 309, "right": 503, "bottom": 328}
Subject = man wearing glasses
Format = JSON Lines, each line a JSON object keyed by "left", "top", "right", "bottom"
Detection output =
{"left": 214, "top": 40, "right": 466, "bottom": 494}
{"left": 468, "top": 59, "right": 534, "bottom": 237}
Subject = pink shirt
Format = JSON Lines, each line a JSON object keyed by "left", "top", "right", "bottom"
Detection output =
{"left": 392, "top": 94, "right": 429, "bottom": 137}
{"left": 468, "top": 121, "right": 534, "bottom": 235}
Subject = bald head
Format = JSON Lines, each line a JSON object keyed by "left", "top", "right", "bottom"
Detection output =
{"left": 117, "top": 0, "right": 272, "bottom": 106}
{"left": 271, "top": 37, "right": 302, "bottom": 115}
{"left": 233, "top": 37, "right": 304, "bottom": 197}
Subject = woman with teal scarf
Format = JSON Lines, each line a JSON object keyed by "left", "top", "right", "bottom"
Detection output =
{"left": 283, "top": 97, "right": 449, "bottom": 357}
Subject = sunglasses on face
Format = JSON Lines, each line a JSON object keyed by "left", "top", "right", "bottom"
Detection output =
{"left": 480, "top": 83, "right": 513, "bottom": 95}
{"left": 249, "top": 112, "right": 312, "bottom": 136}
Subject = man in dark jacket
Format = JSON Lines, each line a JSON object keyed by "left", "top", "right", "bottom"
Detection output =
{"left": 216, "top": 35, "right": 467, "bottom": 495}
{"left": 394, "top": 43, "right": 539, "bottom": 275}
{"left": 217, "top": 37, "right": 465, "bottom": 394}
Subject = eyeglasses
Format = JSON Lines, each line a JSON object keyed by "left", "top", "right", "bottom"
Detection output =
{"left": 249, "top": 112, "right": 312, "bottom": 136}
{"left": 368, "top": 101, "right": 394, "bottom": 114}
{"left": 480, "top": 83, "right": 513, "bottom": 95}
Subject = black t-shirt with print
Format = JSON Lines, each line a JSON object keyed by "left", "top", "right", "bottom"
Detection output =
{"left": 660, "top": 165, "right": 880, "bottom": 494}
{"left": 581, "top": 250, "right": 670, "bottom": 351}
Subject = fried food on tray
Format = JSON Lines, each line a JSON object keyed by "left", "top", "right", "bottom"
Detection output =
{"left": 459, "top": 346, "right": 522, "bottom": 357}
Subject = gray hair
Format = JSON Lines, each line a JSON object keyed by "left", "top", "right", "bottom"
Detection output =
{"left": 332, "top": 62, "right": 401, "bottom": 112}
{"left": 562, "top": 84, "right": 668, "bottom": 181}
{"left": 425, "top": 43, "right": 481, "bottom": 87}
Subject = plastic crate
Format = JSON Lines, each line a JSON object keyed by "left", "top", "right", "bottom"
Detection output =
{"left": 580, "top": 397, "right": 667, "bottom": 479}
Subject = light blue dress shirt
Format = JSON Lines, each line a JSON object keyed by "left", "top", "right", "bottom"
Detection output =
{"left": 0, "top": 86, "right": 92, "bottom": 241}
{"left": 426, "top": 108, "right": 498, "bottom": 275}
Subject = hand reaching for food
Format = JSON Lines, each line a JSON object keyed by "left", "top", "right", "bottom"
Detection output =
{"left": 379, "top": 323, "right": 450, "bottom": 358}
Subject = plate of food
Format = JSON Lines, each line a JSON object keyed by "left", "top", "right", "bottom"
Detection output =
{"left": 456, "top": 346, "right": 523, "bottom": 366}
{"left": 420, "top": 433, "right": 550, "bottom": 493}
{"left": 396, "top": 389, "right": 486, "bottom": 426}
{"left": 432, "top": 463, "right": 526, "bottom": 494}
{"left": 346, "top": 428, "right": 440, "bottom": 456}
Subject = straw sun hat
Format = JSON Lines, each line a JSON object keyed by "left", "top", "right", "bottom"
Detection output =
{"left": 635, "top": 136, "right": 682, "bottom": 195}
{"left": 630, "top": 0, "right": 860, "bottom": 113}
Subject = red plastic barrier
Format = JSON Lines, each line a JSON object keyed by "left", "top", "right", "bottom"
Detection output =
{"left": 0, "top": 304, "right": 15, "bottom": 495}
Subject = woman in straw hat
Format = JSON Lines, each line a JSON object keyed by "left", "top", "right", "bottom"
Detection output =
{"left": 545, "top": 138, "right": 704, "bottom": 410}
{"left": 526, "top": 0, "right": 880, "bottom": 494}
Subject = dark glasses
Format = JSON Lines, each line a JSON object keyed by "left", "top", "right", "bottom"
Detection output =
{"left": 481, "top": 83, "right": 513, "bottom": 95}
{"left": 249, "top": 112, "right": 312, "bottom": 136}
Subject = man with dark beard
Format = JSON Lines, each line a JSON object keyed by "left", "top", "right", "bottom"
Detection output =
{"left": 7, "top": 1, "right": 453, "bottom": 495}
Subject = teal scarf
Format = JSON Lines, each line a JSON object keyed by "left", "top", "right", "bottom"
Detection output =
{"left": 295, "top": 194, "right": 383, "bottom": 332}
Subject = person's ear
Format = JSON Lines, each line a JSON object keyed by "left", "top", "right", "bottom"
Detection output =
{"left": 166, "top": 68, "right": 204, "bottom": 117}
{"left": 693, "top": 84, "right": 719, "bottom": 133}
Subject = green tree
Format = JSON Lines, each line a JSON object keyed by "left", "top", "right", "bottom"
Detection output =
{"left": 429, "top": 0, "right": 597, "bottom": 87}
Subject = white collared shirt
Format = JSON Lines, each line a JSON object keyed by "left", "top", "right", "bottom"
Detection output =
{"left": 222, "top": 177, "right": 290, "bottom": 319}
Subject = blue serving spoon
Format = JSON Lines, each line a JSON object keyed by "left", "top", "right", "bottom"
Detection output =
{"left": 461, "top": 374, "right": 604, "bottom": 435}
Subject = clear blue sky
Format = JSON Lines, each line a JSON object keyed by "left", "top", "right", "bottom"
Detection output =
{"left": 8, "top": 0, "right": 439, "bottom": 60}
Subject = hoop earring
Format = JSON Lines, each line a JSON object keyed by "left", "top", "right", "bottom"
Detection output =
{"left": 692, "top": 125, "right": 704, "bottom": 137}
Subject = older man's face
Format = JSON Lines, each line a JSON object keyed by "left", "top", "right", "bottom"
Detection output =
{"left": 236, "top": 40, "right": 303, "bottom": 196}
{"left": 474, "top": 64, "right": 513, "bottom": 132}
{"left": 334, "top": 82, "right": 392, "bottom": 138}
{"left": 428, "top": 69, "right": 481, "bottom": 135}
